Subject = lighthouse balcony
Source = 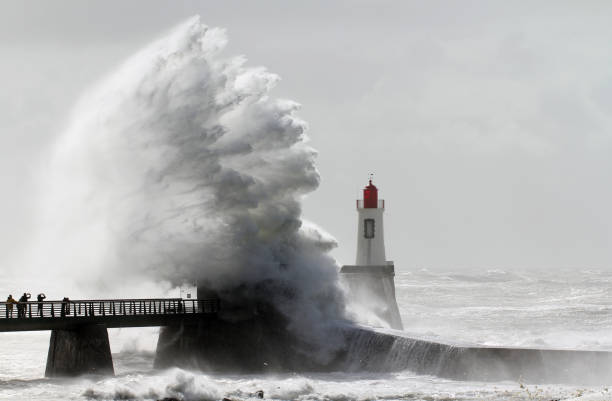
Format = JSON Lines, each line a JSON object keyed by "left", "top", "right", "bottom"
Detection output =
{"left": 356, "top": 199, "right": 385, "bottom": 209}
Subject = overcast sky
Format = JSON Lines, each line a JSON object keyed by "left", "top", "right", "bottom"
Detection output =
{"left": 1, "top": 1, "right": 611, "bottom": 272}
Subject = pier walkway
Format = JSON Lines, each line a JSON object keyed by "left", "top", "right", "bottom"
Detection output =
{"left": 0, "top": 298, "right": 220, "bottom": 332}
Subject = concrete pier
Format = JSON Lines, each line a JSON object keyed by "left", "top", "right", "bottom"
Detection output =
{"left": 154, "top": 316, "right": 612, "bottom": 384}
{"left": 45, "top": 324, "right": 114, "bottom": 377}
{"left": 154, "top": 303, "right": 330, "bottom": 373}
{"left": 336, "top": 325, "right": 612, "bottom": 385}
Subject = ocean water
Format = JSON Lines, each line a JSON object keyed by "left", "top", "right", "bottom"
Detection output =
{"left": 1, "top": 268, "right": 612, "bottom": 401}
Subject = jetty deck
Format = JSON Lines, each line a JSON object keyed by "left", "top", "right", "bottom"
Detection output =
{"left": 0, "top": 298, "right": 219, "bottom": 332}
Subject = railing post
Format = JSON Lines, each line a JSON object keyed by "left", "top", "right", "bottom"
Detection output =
{"left": 28, "top": 303, "right": 32, "bottom": 318}
{"left": 51, "top": 303, "right": 54, "bottom": 317}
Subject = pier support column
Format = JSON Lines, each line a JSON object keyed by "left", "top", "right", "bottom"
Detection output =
{"left": 45, "top": 324, "right": 114, "bottom": 377}
{"left": 154, "top": 304, "right": 324, "bottom": 372}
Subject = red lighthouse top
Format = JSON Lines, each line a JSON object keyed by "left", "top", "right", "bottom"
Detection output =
{"left": 363, "top": 179, "right": 378, "bottom": 208}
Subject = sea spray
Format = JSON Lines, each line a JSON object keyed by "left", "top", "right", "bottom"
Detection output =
{"left": 29, "top": 16, "right": 346, "bottom": 360}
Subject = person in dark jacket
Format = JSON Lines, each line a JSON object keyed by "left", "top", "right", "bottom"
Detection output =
{"left": 37, "top": 293, "right": 46, "bottom": 317}
{"left": 18, "top": 293, "right": 29, "bottom": 318}
{"left": 61, "top": 297, "right": 71, "bottom": 317}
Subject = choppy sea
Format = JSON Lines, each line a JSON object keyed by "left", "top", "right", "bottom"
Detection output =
{"left": 2, "top": 268, "right": 612, "bottom": 401}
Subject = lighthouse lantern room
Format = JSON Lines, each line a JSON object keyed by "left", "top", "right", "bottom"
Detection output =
{"left": 355, "top": 179, "right": 387, "bottom": 266}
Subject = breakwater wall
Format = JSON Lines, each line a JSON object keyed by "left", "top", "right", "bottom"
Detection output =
{"left": 155, "top": 316, "right": 612, "bottom": 384}
{"left": 337, "top": 326, "right": 612, "bottom": 384}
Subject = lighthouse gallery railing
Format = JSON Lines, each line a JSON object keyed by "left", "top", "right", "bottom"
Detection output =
{"left": 356, "top": 199, "right": 385, "bottom": 209}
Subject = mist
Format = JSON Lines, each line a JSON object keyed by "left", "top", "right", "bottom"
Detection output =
{"left": 1, "top": 17, "right": 347, "bottom": 357}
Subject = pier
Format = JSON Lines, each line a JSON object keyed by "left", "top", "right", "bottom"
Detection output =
{"left": 0, "top": 298, "right": 220, "bottom": 376}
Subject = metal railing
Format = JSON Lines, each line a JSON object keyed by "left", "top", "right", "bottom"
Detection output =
{"left": 0, "top": 298, "right": 220, "bottom": 319}
{"left": 356, "top": 199, "right": 385, "bottom": 209}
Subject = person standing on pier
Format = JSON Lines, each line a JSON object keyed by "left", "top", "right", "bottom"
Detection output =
{"left": 61, "top": 297, "right": 71, "bottom": 317}
{"left": 37, "top": 293, "right": 46, "bottom": 317}
{"left": 18, "top": 293, "right": 29, "bottom": 318}
{"left": 5, "top": 295, "right": 17, "bottom": 318}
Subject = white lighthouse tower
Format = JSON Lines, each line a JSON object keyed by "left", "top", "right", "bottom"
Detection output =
{"left": 340, "top": 178, "right": 403, "bottom": 330}
{"left": 356, "top": 179, "right": 386, "bottom": 265}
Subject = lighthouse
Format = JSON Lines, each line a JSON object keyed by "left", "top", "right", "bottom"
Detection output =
{"left": 356, "top": 179, "right": 386, "bottom": 265}
{"left": 340, "top": 178, "right": 403, "bottom": 330}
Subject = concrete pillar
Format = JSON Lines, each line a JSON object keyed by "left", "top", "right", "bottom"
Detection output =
{"left": 340, "top": 264, "right": 403, "bottom": 330}
{"left": 154, "top": 304, "right": 329, "bottom": 372}
{"left": 154, "top": 314, "right": 280, "bottom": 372}
{"left": 45, "top": 324, "right": 114, "bottom": 377}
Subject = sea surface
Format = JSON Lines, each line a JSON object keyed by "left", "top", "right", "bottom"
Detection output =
{"left": 2, "top": 268, "right": 612, "bottom": 401}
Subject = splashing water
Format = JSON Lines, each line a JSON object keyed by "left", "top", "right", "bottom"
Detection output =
{"left": 28, "top": 16, "right": 346, "bottom": 352}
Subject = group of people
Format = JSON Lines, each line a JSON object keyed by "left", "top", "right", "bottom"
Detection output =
{"left": 4, "top": 293, "right": 47, "bottom": 318}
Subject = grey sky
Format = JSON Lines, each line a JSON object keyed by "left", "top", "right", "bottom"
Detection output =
{"left": 1, "top": 1, "right": 611, "bottom": 272}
